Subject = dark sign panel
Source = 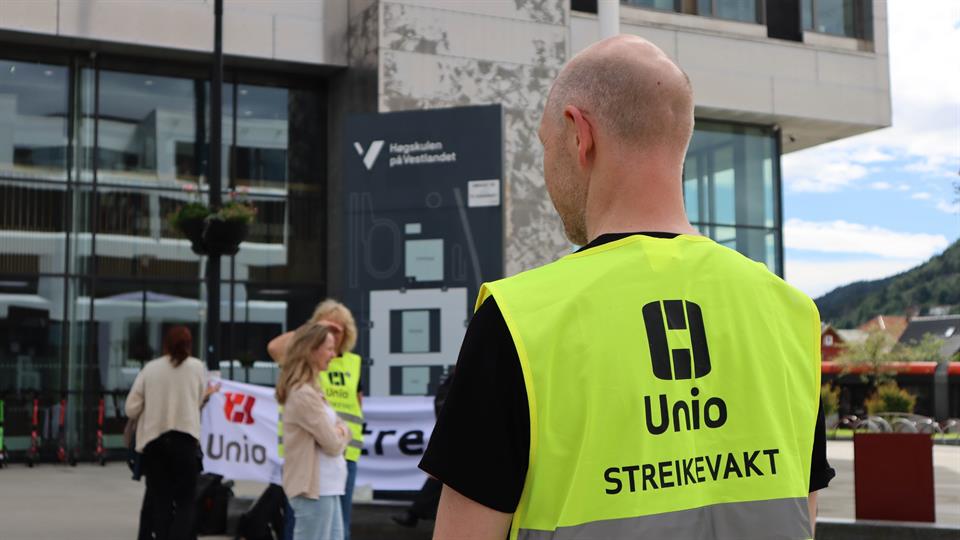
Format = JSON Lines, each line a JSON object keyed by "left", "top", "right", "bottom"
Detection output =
{"left": 343, "top": 105, "right": 503, "bottom": 396}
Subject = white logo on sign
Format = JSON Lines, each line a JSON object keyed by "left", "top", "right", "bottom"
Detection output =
{"left": 354, "top": 140, "right": 385, "bottom": 171}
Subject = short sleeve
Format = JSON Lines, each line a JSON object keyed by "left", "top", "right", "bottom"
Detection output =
{"left": 419, "top": 297, "right": 530, "bottom": 513}
{"left": 809, "top": 399, "right": 835, "bottom": 491}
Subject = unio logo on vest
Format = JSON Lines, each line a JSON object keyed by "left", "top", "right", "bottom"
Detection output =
{"left": 223, "top": 392, "right": 256, "bottom": 425}
{"left": 641, "top": 300, "right": 727, "bottom": 435}
{"left": 602, "top": 300, "right": 781, "bottom": 496}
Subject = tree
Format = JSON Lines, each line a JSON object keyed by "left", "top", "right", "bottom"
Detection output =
{"left": 897, "top": 333, "right": 946, "bottom": 364}
{"left": 836, "top": 329, "right": 898, "bottom": 385}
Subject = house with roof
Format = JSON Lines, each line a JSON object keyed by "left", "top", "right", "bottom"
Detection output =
{"left": 859, "top": 314, "right": 909, "bottom": 342}
{"left": 821, "top": 323, "right": 868, "bottom": 362}
{"left": 898, "top": 315, "right": 960, "bottom": 361}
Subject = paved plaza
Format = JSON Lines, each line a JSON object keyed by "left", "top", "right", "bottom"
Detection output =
{"left": 0, "top": 441, "right": 957, "bottom": 539}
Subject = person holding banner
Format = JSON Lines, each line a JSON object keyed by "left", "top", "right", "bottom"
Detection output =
{"left": 276, "top": 323, "right": 352, "bottom": 540}
{"left": 269, "top": 299, "right": 365, "bottom": 540}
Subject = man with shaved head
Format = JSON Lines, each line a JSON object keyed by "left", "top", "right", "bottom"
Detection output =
{"left": 420, "top": 36, "right": 832, "bottom": 540}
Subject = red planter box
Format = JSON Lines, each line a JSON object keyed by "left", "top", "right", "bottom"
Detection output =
{"left": 853, "top": 433, "right": 935, "bottom": 522}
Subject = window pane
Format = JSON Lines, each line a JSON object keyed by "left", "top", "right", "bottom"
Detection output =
{"left": 623, "top": 0, "right": 679, "bottom": 11}
{"left": 697, "top": 0, "right": 712, "bottom": 16}
{"left": 244, "top": 193, "right": 325, "bottom": 284}
{"left": 0, "top": 276, "right": 66, "bottom": 395}
{"left": 0, "top": 60, "right": 69, "bottom": 180}
{"left": 0, "top": 179, "right": 69, "bottom": 274}
{"left": 802, "top": 0, "right": 814, "bottom": 29}
{"left": 89, "top": 187, "right": 205, "bottom": 279}
{"left": 234, "top": 84, "right": 288, "bottom": 190}
{"left": 814, "top": 0, "right": 859, "bottom": 37}
{"left": 684, "top": 121, "right": 777, "bottom": 228}
{"left": 218, "top": 282, "right": 311, "bottom": 384}
{"left": 96, "top": 71, "right": 204, "bottom": 185}
{"left": 683, "top": 157, "right": 701, "bottom": 223}
{"left": 716, "top": 0, "right": 758, "bottom": 23}
{"left": 86, "top": 279, "right": 204, "bottom": 391}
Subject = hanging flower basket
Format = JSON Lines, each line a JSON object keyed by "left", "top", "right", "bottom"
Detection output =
{"left": 203, "top": 216, "right": 249, "bottom": 256}
{"left": 169, "top": 194, "right": 256, "bottom": 256}
{"left": 204, "top": 200, "right": 256, "bottom": 256}
{"left": 168, "top": 202, "right": 212, "bottom": 255}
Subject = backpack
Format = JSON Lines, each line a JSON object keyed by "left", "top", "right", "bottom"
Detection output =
{"left": 235, "top": 483, "right": 287, "bottom": 540}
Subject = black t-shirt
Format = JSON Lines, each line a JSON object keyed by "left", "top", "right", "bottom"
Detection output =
{"left": 420, "top": 232, "right": 835, "bottom": 513}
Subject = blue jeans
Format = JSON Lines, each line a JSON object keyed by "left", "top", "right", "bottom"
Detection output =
{"left": 341, "top": 460, "right": 358, "bottom": 540}
{"left": 283, "top": 493, "right": 296, "bottom": 540}
{"left": 290, "top": 495, "right": 343, "bottom": 540}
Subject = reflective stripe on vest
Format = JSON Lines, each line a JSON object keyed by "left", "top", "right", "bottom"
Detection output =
{"left": 478, "top": 235, "right": 821, "bottom": 540}
{"left": 277, "top": 404, "right": 285, "bottom": 458}
{"left": 319, "top": 352, "right": 365, "bottom": 461}
{"left": 518, "top": 497, "right": 811, "bottom": 540}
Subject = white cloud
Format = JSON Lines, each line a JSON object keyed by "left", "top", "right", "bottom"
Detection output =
{"left": 783, "top": 1, "right": 960, "bottom": 192}
{"left": 936, "top": 199, "right": 960, "bottom": 214}
{"left": 785, "top": 258, "right": 925, "bottom": 299}
{"left": 785, "top": 159, "right": 869, "bottom": 192}
{"left": 911, "top": 192, "right": 932, "bottom": 200}
{"left": 784, "top": 219, "right": 949, "bottom": 259}
{"left": 851, "top": 148, "right": 896, "bottom": 163}
{"left": 898, "top": 184, "right": 911, "bottom": 191}
{"left": 870, "top": 181, "right": 893, "bottom": 190}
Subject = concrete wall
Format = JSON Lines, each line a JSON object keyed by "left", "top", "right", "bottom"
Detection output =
{"left": 0, "top": 0, "right": 349, "bottom": 66}
{"left": 571, "top": 3, "right": 892, "bottom": 153}
{"left": 378, "top": 0, "right": 571, "bottom": 277}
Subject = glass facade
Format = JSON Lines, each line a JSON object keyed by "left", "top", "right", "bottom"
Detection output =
{"left": 0, "top": 51, "right": 327, "bottom": 460}
{"left": 612, "top": 0, "right": 875, "bottom": 38}
{"left": 802, "top": 0, "right": 873, "bottom": 39}
{"left": 683, "top": 120, "right": 782, "bottom": 274}
{"left": 621, "top": 0, "right": 761, "bottom": 23}
{"left": 623, "top": 0, "right": 679, "bottom": 12}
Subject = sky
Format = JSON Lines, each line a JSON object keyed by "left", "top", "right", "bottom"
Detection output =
{"left": 781, "top": 0, "right": 960, "bottom": 299}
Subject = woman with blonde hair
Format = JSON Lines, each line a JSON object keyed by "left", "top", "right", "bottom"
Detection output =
{"left": 276, "top": 323, "right": 352, "bottom": 540}
{"left": 269, "top": 299, "right": 364, "bottom": 540}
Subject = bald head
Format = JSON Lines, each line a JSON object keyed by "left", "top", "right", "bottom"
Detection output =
{"left": 546, "top": 35, "right": 694, "bottom": 158}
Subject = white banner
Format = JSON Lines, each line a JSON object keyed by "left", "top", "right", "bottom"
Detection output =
{"left": 356, "top": 396, "right": 435, "bottom": 492}
{"left": 200, "top": 383, "right": 436, "bottom": 492}
{"left": 201, "top": 379, "right": 283, "bottom": 485}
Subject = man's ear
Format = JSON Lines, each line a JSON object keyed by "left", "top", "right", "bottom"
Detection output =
{"left": 564, "top": 105, "right": 594, "bottom": 170}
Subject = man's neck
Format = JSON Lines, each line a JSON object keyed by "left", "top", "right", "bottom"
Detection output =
{"left": 583, "top": 157, "right": 698, "bottom": 240}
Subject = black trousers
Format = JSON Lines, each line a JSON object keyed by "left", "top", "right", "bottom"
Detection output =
{"left": 139, "top": 431, "right": 200, "bottom": 540}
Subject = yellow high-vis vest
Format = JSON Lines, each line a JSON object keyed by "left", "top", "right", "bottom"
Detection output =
{"left": 320, "top": 352, "right": 365, "bottom": 462}
{"left": 478, "top": 234, "right": 821, "bottom": 540}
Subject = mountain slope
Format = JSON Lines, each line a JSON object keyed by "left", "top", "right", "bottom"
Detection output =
{"left": 814, "top": 239, "right": 960, "bottom": 327}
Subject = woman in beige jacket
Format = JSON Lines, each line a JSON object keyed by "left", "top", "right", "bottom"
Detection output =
{"left": 126, "top": 325, "right": 217, "bottom": 540}
{"left": 276, "top": 323, "right": 352, "bottom": 540}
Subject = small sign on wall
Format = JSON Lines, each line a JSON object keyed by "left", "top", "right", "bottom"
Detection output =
{"left": 468, "top": 179, "right": 501, "bottom": 208}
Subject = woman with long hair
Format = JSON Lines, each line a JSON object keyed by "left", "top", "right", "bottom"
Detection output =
{"left": 126, "top": 325, "right": 217, "bottom": 540}
{"left": 268, "top": 299, "right": 362, "bottom": 540}
{"left": 277, "top": 323, "right": 352, "bottom": 540}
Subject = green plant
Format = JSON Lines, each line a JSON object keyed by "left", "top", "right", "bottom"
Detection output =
{"left": 168, "top": 202, "right": 211, "bottom": 230}
{"left": 821, "top": 384, "right": 840, "bottom": 417}
{"left": 864, "top": 381, "right": 917, "bottom": 415}
{"left": 897, "top": 333, "right": 946, "bottom": 363}
{"left": 836, "top": 329, "right": 898, "bottom": 385}
{"left": 216, "top": 200, "right": 256, "bottom": 224}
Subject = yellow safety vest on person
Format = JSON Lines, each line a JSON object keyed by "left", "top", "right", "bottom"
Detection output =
{"left": 478, "top": 234, "right": 821, "bottom": 540}
{"left": 319, "top": 352, "right": 365, "bottom": 462}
